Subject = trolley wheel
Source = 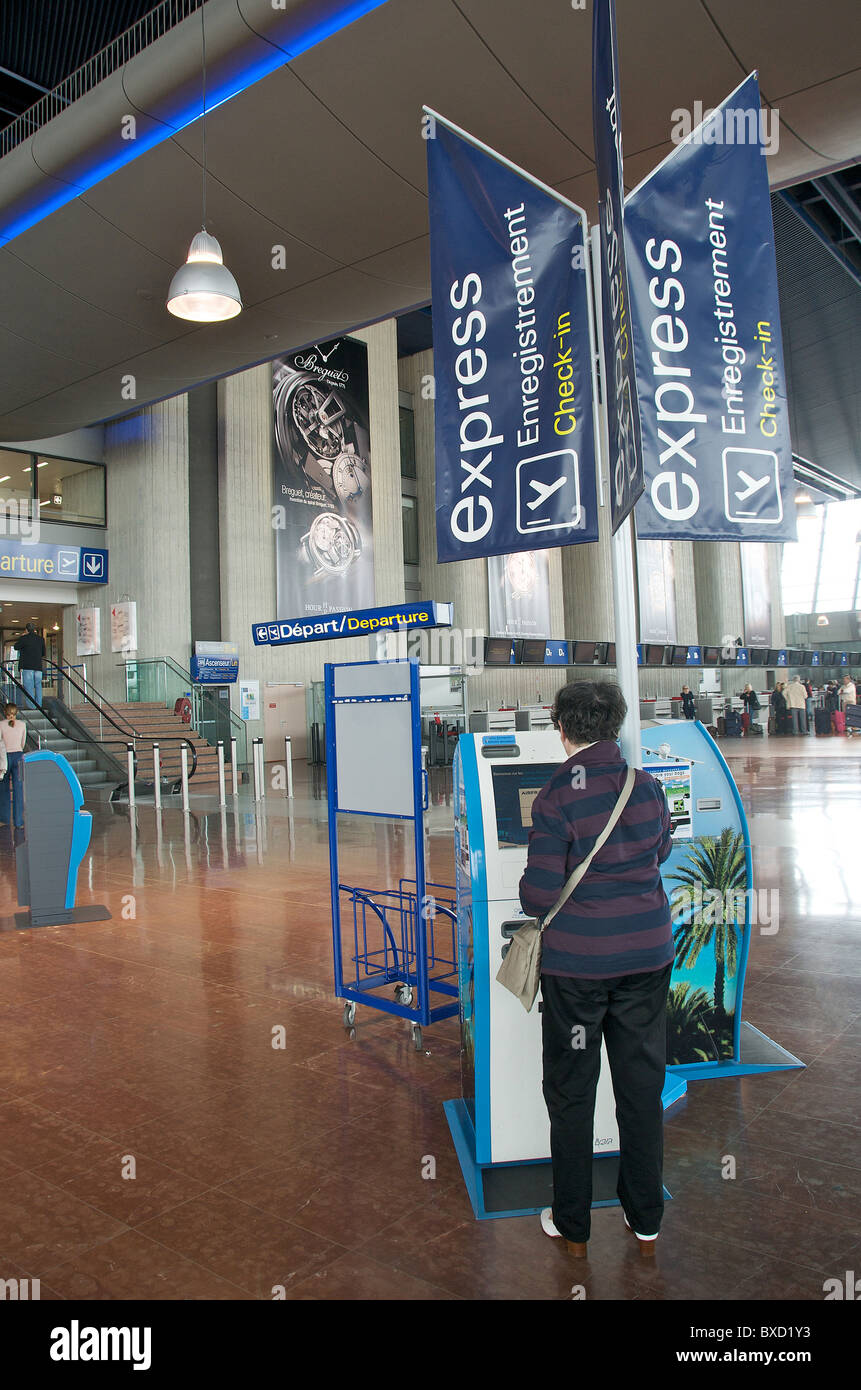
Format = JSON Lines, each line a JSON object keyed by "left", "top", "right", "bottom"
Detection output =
{"left": 395, "top": 984, "right": 414, "bottom": 1007}
{"left": 411, "top": 1024, "right": 423, "bottom": 1051}
{"left": 343, "top": 1001, "right": 357, "bottom": 1027}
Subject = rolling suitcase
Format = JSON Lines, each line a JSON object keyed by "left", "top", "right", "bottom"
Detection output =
{"left": 814, "top": 708, "right": 831, "bottom": 736}
{"left": 724, "top": 710, "right": 743, "bottom": 737}
{"left": 846, "top": 705, "right": 861, "bottom": 733}
{"left": 717, "top": 715, "right": 726, "bottom": 737}
{"left": 741, "top": 712, "right": 750, "bottom": 733}
{"left": 832, "top": 710, "right": 846, "bottom": 735}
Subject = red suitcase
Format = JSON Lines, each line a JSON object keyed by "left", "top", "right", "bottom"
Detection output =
{"left": 832, "top": 711, "right": 846, "bottom": 734}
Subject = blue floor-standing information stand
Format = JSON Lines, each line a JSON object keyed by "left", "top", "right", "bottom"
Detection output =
{"left": 326, "top": 657, "right": 459, "bottom": 1049}
{"left": 446, "top": 719, "right": 803, "bottom": 1220}
{"left": 14, "top": 750, "right": 110, "bottom": 929}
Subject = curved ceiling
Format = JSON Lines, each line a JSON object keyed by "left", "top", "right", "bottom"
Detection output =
{"left": 0, "top": 0, "right": 859, "bottom": 439}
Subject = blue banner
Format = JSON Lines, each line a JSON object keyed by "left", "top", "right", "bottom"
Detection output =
{"left": 592, "top": 0, "right": 645, "bottom": 533}
{"left": 426, "top": 114, "right": 597, "bottom": 561}
{"left": 252, "top": 601, "right": 453, "bottom": 648}
{"left": 626, "top": 75, "right": 796, "bottom": 542}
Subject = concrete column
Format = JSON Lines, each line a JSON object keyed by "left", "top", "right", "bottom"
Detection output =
{"left": 693, "top": 541, "right": 744, "bottom": 646}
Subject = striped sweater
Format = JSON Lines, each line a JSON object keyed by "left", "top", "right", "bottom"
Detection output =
{"left": 519, "top": 741, "right": 674, "bottom": 979}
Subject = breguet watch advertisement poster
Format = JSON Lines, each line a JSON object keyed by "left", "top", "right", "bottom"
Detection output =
{"left": 272, "top": 337, "right": 375, "bottom": 618}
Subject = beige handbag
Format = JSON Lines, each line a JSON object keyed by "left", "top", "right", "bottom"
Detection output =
{"left": 496, "top": 767, "right": 636, "bottom": 1012}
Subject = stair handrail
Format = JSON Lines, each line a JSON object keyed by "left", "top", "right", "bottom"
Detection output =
{"left": 0, "top": 664, "right": 200, "bottom": 785}
{"left": 44, "top": 659, "right": 142, "bottom": 739}
{"left": 120, "top": 655, "right": 248, "bottom": 761}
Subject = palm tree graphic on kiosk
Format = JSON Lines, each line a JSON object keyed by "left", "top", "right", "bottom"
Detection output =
{"left": 666, "top": 829, "right": 746, "bottom": 1065}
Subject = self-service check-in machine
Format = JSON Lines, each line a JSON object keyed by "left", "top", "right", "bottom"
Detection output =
{"left": 445, "top": 720, "right": 803, "bottom": 1220}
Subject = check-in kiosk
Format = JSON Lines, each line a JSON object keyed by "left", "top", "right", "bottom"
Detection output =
{"left": 446, "top": 720, "right": 802, "bottom": 1220}
{"left": 15, "top": 751, "right": 110, "bottom": 929}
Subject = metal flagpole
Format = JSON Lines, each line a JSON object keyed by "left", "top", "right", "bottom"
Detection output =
{"left": 589, "top": 226, "right": 642, "bottom": 769}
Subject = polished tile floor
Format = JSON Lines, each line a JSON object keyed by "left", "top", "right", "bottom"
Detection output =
{"left": 0, "top": 740, "right": 859, "bottom": 1301}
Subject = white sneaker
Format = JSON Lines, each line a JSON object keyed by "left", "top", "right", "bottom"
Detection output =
{"left": 624, "top": 1213, "right": 658, "bottom": 1242}
{"left": 540, "top": 1207, "right": 562, "bottom": 1238}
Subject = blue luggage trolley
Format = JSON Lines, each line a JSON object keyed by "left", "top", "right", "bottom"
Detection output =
{"left": 326, "top": 657, "right": 459, "bottom": 1049}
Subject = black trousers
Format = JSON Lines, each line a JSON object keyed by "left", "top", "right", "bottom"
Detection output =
{"left": 541, "top": 963, "right": 672, "bottom": 1242}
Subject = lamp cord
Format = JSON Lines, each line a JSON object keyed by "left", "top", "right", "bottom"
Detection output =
{"left": 201, "top": 1, "right": 207, "bottom": 230}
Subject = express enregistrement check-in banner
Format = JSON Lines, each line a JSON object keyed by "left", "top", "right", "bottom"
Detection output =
{"left": 272, "top": 337, "right": 374, "bottom": 617}
{"left": 593, "top": 0, "right": 645, "bottom": 533}
{"left": 626, "top": 75, "right": 797, "bottom": 543}
{"left": 426, "top": 116, "right": 597, "bottom": 562}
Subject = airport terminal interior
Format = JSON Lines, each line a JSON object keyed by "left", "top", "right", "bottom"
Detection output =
{"left": 0, "top": 0, "right": 860, "bottom": 1314}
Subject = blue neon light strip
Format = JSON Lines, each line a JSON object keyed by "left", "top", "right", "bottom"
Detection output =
{"left": 0, "top": 0, "right": 390, "bottom": 248}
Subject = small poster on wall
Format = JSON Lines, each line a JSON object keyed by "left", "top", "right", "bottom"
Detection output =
{"left": 110, "top": 601, "right": 137, "bottom": 653}
{"left": 76, "top": 607, "right": 101, "bottom": 657}
{"left": 239, "top": 680, "right": 260, "bottom": 721}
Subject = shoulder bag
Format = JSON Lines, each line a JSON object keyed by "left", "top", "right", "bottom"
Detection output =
{"left": 495, "top": 767, "right": 636, "bottom": 1012}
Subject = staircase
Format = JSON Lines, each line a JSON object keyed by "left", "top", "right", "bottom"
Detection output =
{"left": 70, "top": 701, "right": 226, "bottom": 793}
{"left": 23, "top": 710, "right": 113, "bottom": 792}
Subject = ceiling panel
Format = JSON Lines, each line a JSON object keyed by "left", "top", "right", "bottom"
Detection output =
{"left": 706, "top": 0, "right": 861, "bottom": 97}
{"left": 0, "top": 0, "right": 858, "bottom": 438}
{"left": 293, "top": 0, "right": 591, "bottom": 191}
{"left": 171, "top": 66, "right": 429, "bottom": 264}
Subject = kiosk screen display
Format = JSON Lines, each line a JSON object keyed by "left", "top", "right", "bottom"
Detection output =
{"left": 671, "top": 646, "right": 688, "bottom": 666}
{"left": 704, "top": 646, "right": 721, "bottom": 665}
{"left": 645, "top": 644, "right": 666, "bottom": 666}
{"left": 573, "top": 641, "right": 597, "bottom": 663}
{"left": 491, "top": 764, "right": 560, "bottom": 848}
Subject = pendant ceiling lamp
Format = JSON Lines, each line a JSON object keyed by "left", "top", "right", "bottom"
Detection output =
{"left": 167, "top": 5, "right": 242, "bottom": 322}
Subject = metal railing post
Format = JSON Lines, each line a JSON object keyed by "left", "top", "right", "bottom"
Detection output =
{"left": 126, "top": 743, "right": 135, "bottom": 807}
{"left": 152, "top": 742, "right": 161, "bottom": 810}
{"left": 284, "top": 735, "right": 293, "bottom": 799}
{"left": 252, "top": 737, "right": 263, "bottom": 801}
{"left": 217, "top": 740, "right": 226, "bottom": 807}
{"left": 181, "top": 744, "right": 190, "bottom": 813}
{"left": 230, "top": 737, "right": 238, "bottom": 797}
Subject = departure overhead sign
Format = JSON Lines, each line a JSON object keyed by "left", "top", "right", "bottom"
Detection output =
{"left": 252, "top": 602, "right": 454, "bottom": 648}
{"left": 0, "top": 540, "right": 108, "bottom": 584}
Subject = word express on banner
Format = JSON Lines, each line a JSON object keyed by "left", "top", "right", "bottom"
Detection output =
{"left": 592, "top": 0, "right": 645, "bottom": 533}
{"left": 426, "top": 111, "right": 597, "bottom": 562}
{"left": 626, "top": 73, "right": 797, "bottom": 543}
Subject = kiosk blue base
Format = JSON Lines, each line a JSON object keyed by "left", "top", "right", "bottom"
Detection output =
{"left": 446, "top": 1076, "right": 684, "bottom": 1221}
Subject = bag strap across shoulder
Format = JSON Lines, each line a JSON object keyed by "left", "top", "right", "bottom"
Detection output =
{"left": 541, "top": 765, "right": 636, "bottom": 931}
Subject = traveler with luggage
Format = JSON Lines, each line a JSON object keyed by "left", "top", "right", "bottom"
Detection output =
{"left": 784, "top": 676, "right": 807, "bottom": 736}
{"left": 839, "top": 675, "right": 857, "bottom": 711}
{"left": 741, "top": 684, "right": 761, "bottom": 735}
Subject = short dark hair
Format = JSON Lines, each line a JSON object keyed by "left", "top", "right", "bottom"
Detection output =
{"left": 551, "top": 681, "right": 627, "bottom": 744}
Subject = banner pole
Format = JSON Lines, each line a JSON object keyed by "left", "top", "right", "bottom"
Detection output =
{"left": 590, "top": 226, "right": 642, "bottom": 769}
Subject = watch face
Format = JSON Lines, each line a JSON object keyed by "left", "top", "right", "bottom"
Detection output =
{"left": 331, "top": 451, "right": 368, "bottom": 504}
{"left": 303, "top": 512, "right": 361, "bottom": 576}
{"left": 291, "top": 383, "right": 346, "bottom": 459}
{"left": 505, "top": 552, "right": 538, "bottom": 599}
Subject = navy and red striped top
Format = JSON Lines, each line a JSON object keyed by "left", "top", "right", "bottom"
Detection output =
{"left": 519, "top": 741, "right": 674, "bottom": 980}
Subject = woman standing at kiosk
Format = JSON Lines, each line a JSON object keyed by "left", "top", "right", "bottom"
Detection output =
{"left": 519, "top": 681, "right": 674, "bottom": 1258}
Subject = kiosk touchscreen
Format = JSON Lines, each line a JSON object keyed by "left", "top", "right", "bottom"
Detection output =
{"left": 452, "top": 731, "right": 619, "bottom": 1172}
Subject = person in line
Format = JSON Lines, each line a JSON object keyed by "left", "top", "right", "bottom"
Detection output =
{"left": 680, "top": 685, "right": 696, "bottom": 719}
{"left": 839, "top": 674, "right": 857, "bottom": 709}
{"left": 740, "top": 683, "right": 761, "bottom": 734}
{"left": 519, "top": 681, "right": 674, "bottom": 1259}
{"left": 13, "top": 622, "right": 46, "bottom": 710}
{"left": 784, "top": 675, "right": 807, "bottom": 736}
{"left": 0, "top": 703, "right": 26, "bottom": 829}
{"left": 770, "top": 682, "right": 788, "bottom": 736}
